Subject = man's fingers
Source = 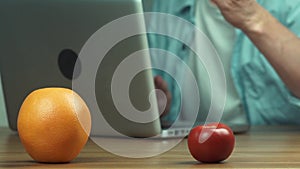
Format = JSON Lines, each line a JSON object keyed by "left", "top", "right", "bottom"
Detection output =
{"left": 154, "top": 76, "right": 172, "bottom": 117}
{"left": 154, "top": 76, "right": 168, "bottom": 93}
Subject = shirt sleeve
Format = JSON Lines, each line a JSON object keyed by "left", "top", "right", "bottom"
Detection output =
{"left": 285, "top": 0, "right": 300, "bottom": 37}
{"left": 283, "top": 0, "right": 300, "bottom": 106}
{"left": 264, "top": 0, "right": 300, "bottom": 108}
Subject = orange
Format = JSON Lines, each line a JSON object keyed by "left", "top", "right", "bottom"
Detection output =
{"left": 17, "top": 87, "right": 91, "bottom": 163}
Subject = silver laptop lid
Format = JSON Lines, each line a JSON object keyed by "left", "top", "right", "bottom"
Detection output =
{"left": 0, "top": 0, "right": 162, "bottom": 137}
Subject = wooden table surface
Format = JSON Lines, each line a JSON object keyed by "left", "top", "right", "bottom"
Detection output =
{"left": 1, "top": 126, "right": 300, "bottom": 169}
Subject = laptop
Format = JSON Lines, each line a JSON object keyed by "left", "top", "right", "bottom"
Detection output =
{"left": 0, "top": 0, "right": 196, "bottom": 138}
{"left": 0, "top": 0, "right": 249, "bottom": 138}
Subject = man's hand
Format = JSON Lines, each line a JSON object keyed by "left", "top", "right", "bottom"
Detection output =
{"left": 154, "top": 76, "right": 172, "bottom": 117}
{"left": 212, "top": 0, "right": 300, "bottom": 98}
{"left": 211, "top": 0, "right": 266, "bottom": 32}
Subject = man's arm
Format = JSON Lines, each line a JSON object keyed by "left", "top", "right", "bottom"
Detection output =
{"left": 212, "top": 0, "right": 300, "bottom": 98}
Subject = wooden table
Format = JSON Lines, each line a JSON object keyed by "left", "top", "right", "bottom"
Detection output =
{"left": 1, "top": 126, "right": 300, "bottom": 168}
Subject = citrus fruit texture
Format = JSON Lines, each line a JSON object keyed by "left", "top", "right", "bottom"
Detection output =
{"left": 17, "top": 88, "right": 91, "bottom": 163}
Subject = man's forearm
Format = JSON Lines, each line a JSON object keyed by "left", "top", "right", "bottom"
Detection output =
{"left": 212, "top": 0, "right": 300, "bottom": 98}
{"left": 242, "top": 5, "right": 300, "bottom": 98}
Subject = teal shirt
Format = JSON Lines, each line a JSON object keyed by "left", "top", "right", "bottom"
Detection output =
{"left": 149, "top": 0, "right": 300, "bottom": 125}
